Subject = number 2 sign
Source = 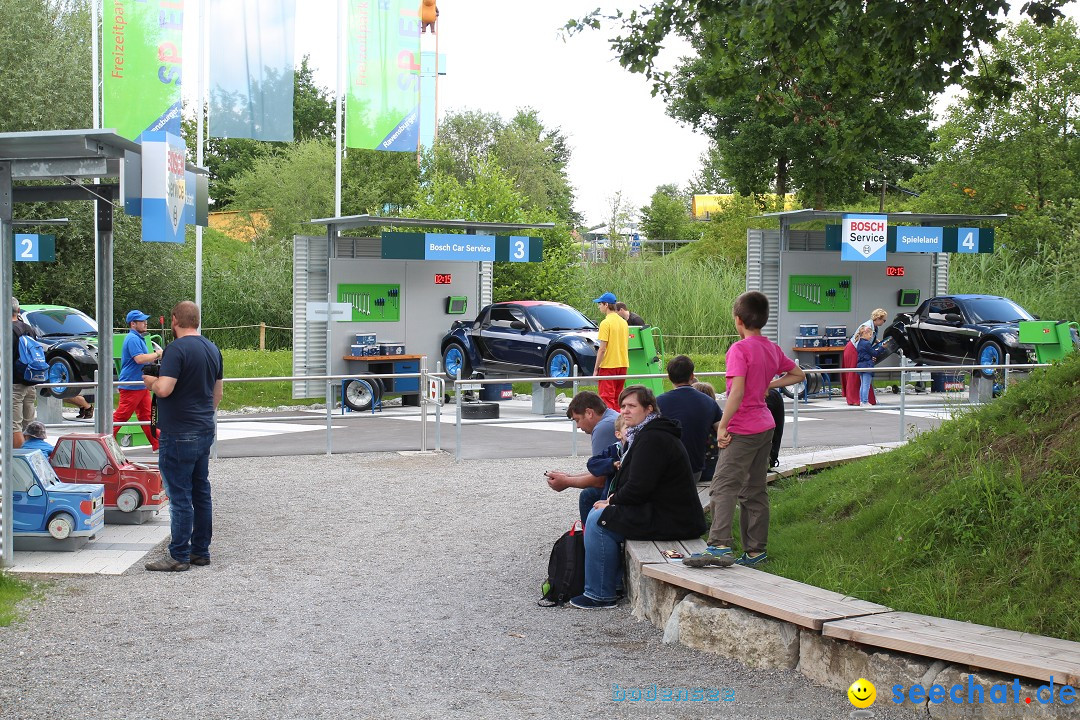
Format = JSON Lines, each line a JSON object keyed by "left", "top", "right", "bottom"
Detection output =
{"left": 13, "top": 234, "right": 56, "bottom": 262}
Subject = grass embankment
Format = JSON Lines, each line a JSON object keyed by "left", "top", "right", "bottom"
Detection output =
{"left": 762, "top": 352, "right": 1080, "bottom": 641}
{"left": 219, "top": 349, "right": 321, "bottom": 412}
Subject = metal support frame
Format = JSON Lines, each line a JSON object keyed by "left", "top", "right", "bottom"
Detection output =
{"left": 1, "top": 161, "right": 14, "bottom": 566}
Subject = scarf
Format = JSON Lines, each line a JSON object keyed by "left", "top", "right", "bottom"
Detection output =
{"left": 624, "top": 411, "right": 660, "bottom": 450}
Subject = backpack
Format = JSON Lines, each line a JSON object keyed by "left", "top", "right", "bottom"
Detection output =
{"left": 16, "top": 334, "right": 49, "bottom": 384}
{"left": 538, "top": 521, "right": 586, "bottom": 607}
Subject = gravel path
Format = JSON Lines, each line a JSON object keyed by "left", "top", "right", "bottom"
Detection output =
{"left": 1, "top": 452, "right": 913, "bottom": 719}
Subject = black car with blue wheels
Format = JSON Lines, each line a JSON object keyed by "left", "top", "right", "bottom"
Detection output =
{"left": 882, "top": 295, "right": 1038, "bottom": 380}
{"left": 19, "top": 305, "right": 102, "bottom": 399}
{"left": 440, "top": 301, "right": 599, "bottom": 384}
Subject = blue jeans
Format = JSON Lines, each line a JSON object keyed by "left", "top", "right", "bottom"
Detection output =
{"left": 158, "top": 430, "right": 215, "bottom": 562}
{"left": 859, "top": 372, "right": 873, "bottom": 404}
{"left": 579, "top": 486, "right": 604, "bottom": 528}
{"left": 584, "top": 506, "right": 624, "bottom": 602}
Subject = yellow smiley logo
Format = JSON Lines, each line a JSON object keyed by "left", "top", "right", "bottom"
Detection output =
{"left": 848, "top": 678, "right": 876, "bottom": 708}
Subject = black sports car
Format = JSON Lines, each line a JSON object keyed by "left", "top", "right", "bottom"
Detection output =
{"left": 883, "top": 295, "right": 1038, "bottom": 376}
{"left": 440, "top": 301, "right": 599, "bottom": 382}
{"left": 19, "top": 305, "right": 102, "bottom": 399}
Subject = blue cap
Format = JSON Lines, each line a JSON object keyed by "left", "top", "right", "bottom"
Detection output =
{"left": 593, "top": 292, "right": 617, "bottom": 304}
{"left": 126, "top": 310, "right": 150, "bottom": 324}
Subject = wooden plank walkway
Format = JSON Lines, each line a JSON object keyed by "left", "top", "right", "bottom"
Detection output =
{"left": 824, "top": 612, "right": 1080, "bottom": 685}
{"left": 642, "top": 562, "right": 892, "bottom": 631}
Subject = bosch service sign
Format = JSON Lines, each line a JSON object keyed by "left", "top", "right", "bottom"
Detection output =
{"left": 841, "top": 214, "right": 888, "bottom": 262}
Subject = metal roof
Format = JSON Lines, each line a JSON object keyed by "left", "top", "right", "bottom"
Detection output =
{"left": 309, "top": 214, "right": 555, "bottom": 233}
{"left": 754, "top": 209, "right": 1008, "bottom": 224}
{"left": 0, "top": 129, "right": 206, "bottom": 180}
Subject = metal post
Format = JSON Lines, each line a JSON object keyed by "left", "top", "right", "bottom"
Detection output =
{"left": 570, "top": 365, "right": 578, "bottom": 457}
{"left": 1, "top": 161, "right": 14, "bottom": 566}
{"left": 790, "top": 384, "right": 798, "bottom": 450}
{"left": 326, "top": 380, "right": 334, "bottom": 455}
{"left": 95, "top": 194, "right": 114, "bottom": 435}
{"left": 420, "top": 358, "right": 428, "bottom": 451}
{"left": 899, "top": 352, "right": 907, "bottom": 440}
{"left": 454, "top": 366, "right": 462, "bottom": 461}
{"left": 435, "top": 361, "right": 442, "bottom": 452}
{"left": 1004, "top": 353, "right": 1010, "bottom": 393}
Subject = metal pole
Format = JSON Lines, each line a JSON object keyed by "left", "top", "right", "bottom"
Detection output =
{"left": 92, "top": 0, "right": 100, "bottom": 128}
{"left": 790, "top": 384, "right": 798, "bottom": 450}
{"left": 899, "top": 352, "right": 907, "bottom": 441}
{"left": 195, "top": 0, "right": 209, "bottom": 316}
{"left": 1, "top": 161, "right": 14, "bottom": 566}
{"left": 570, "top": 365, "right": 578, "bottom": 457}
{"left": 420, "top": 357, "right": 428, "bottom": 451}
{"left": 454, "top": 366, "right": 462, "bottom": 461}
{"left": 95, "top": 194, "right": 114, "bottom": 435}
{"left": 326, "top": 379, "right": 333, "bottom": 455}
{"left": 335, "top": 0, "right": 344, "bottom": 218}
{"left": 1004, "top": 353, "right": 1010, "bottom": 393}
{"left": 435, "top": 361, "right": 442, "bottom": 451}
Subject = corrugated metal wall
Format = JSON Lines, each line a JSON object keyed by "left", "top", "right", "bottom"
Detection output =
{"left": 933, "top": 253, "right": 950, "bottom": 296}
{"left": 479, "top": 261, "right": 492, "bottom": 308}
{"left": 746, "top": 229, "right": 782, "bottom": 342}
{"left": 292, "top": 235, "right": 328, "bottom": 399}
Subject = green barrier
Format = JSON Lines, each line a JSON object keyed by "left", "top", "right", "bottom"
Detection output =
{"left": 111, "top": 333, "right": 164, "bottom": 375}
{"left": 626, "top": 326, "right": 665, "bottom": 395}
{"left": 1018, "top": 321, "right": 1080, "bottom": 364}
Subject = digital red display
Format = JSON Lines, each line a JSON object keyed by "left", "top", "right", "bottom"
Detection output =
{"left": 886, "top": 266, "right": 905, "bottom": 277}
{"left": 434, "top": 273, "right": 453, "bottom": 284}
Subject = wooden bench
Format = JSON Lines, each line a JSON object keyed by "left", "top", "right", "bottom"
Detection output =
{"left": 824, "top": 612, "right": 1080, "bottom": 685}
{"left": 642, "top": 562, "right": 891, "bottom": 631}
{"left": 626, "top": 538, "right": 708, "bottom": 566}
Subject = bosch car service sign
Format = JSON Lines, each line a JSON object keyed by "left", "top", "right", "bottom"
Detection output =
{"left": 841, "top": 214, "right": 888, "bottom": 262}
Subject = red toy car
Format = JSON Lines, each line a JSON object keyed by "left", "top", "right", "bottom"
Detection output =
{"left": 49, "top": 433, "right": 167, "bottom": 513}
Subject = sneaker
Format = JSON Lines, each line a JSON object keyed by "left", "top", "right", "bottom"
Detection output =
{"left": 145, "top": 557, "right": 190, "bottom": 572}
{"left": 569, "top": 594, "right": 617, "bottom": 610}
{"left": 189, "top": 555, "right": 211, "bottom": 567}
{"left": 736, "top": 551, "right": 768, "bottom": 567}
{"left": 682, "top": 546, "right": 735, "bottom": 568}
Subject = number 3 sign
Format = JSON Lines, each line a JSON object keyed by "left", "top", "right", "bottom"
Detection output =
{"left": 14, "top": 234, "right": 56, "bottom": 262}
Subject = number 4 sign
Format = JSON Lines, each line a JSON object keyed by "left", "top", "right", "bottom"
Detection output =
{"left": 957, "top": 227, "right": 980, "bottom": 254}
{"left": 13, "top": 234, "right": 56, "bottom": 262}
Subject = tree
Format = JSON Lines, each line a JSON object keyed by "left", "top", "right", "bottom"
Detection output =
{"left": 639, "top": 184, "right": 696, "bottom": 243}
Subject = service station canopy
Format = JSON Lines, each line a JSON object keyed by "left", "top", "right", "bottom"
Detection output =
{"left": 0, "top": 129, "right": 208, "bottom": 566}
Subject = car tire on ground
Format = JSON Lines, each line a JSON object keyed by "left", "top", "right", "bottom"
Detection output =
{"left": 545, "top": 348, "right": 574, "bottom": 386}
{"left": 343, "top": 376, "right": 385, "bottom": 412}
{"left": 460, "top": 402, "right": 499, "bottom": 420}
{"left": 116, "top": 488, "right": 141, "bottom": 513}
{"left": 48, "top": 513, "right": 75, "bottom": 540}
{"left": 442, "top": 343, "right": 470, "bottom": 380}
{"left": 46, "top": 356, "right": 82, "bottom": 399}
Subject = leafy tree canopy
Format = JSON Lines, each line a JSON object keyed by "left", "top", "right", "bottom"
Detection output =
{"left": 639, "top": 184, "right": 698, "bottom": 242}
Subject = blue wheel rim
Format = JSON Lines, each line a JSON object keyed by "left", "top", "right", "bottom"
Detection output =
{"left": 445, "top": 347, "right": 464, "bottom": 377}
{"left": 48, "top": 361, "right": 70, "bottom": 392}
{"left": 548, "top": 353, "right": 571, "bottom": 379}
{"left": 979, "top": 344, "right": 1001, "bottom": 377}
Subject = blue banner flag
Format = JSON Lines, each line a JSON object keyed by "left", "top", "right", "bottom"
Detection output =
{"left": 208, "top": 0, "right": 296, "bottom": 141}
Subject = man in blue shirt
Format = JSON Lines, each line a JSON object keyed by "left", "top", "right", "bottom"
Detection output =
{"left": 143, "top": 301, "right": 223, "bottom": 572}
{"left": 114, "top": 310, "right": 162, "bottom": 451}
{"left": 544, "top": 390, "right": 620, "bottom": 525}
{"left": 657, "top": 355, "right": 723, "bottom": 482}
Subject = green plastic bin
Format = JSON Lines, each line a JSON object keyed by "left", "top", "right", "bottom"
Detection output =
{"left": 1018, "top": 321, "right": 1080, "bottom": 363}
{"left": 626, "top": 326, "right": 665, "bottom": 395}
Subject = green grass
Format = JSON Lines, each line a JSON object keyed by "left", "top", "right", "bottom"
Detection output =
{"left": 220, "top": 349, "right": 321, "bottom": 411}
{"left": 759, "top": 352, "right": 1080, "bottom": 641}
{"left": 0, "top": 573, "right": 32, "bottom": 626}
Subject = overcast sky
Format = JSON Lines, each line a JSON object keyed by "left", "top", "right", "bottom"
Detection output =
{"left": 186, "top": 1, "right": 1079, "bottom": 226}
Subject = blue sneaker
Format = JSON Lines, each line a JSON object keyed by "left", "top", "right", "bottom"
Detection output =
{"left": 682, "top": 546, "right": 735, "bottom": 568}
{"left": 569, "top": 594, "right": 617, "bottom": 610}
{"left": 736, "top": 551, "right": 768, "bottom": 567}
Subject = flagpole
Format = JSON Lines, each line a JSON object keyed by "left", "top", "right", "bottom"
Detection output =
{"left": 335, "top": 0, "right": 344, "bottom": 218}
{"left": 196, "top": 0, "right": 208, "bottom": 320}
{"left": 92, "top": 0, "right": 100, "bottom": 128}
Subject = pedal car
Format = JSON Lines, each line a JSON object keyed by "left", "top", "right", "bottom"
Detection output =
{"left": 49, "top": 433, "right": 167, "bottom": 513}
{"left": 10, "top": 448, "right": 105, "bottom": 540}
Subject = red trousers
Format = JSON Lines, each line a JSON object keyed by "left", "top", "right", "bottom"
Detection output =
{"left": 841, "top": 343, "right": 876, "bottom": 406}
{"left": 113, "top": 389, "right": 158, "bottom": 449}
{"left": 597, "top": 367, "right": 627, "bottom": 411}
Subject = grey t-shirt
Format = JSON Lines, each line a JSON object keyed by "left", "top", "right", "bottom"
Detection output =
{"left": 591, "top": 408, "right": 619, "bottom": 455}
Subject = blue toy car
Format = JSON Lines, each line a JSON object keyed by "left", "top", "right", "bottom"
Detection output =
{"left": 439, "top": 301, "right": 599, "bottom": 382}
{"left": 10, "top": 448, "right": 105, "bottom": 540}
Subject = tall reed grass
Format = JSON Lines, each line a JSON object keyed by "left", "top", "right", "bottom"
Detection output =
{"left": 570, "top": 259, "right": 745, "bottom": 355}
{"left": 948, "top": 252, "right": 1080, "bottom": 322}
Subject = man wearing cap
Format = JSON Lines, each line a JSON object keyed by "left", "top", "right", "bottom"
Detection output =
{"left": 21, "top": 421, "right": 54, "bottom": 457}
{"left": 115, "top": 309, "right": 161, "bottom": 450}
{"left": 592, "top": 292, "right": 630, "bottom": 411}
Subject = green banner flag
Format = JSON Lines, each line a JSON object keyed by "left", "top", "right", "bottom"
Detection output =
{"left": 346, "top": 0, "right": 421, "bottom": 151}
{"left": 102, "top": 0, "right": 184, "bottom": 140}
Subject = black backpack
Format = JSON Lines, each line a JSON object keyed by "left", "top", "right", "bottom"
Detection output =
{"left": 538, "top": 522, "right": 585, "bottom": 607}
{"left": 766, "top": 389, "right": 785, "bottom": 468}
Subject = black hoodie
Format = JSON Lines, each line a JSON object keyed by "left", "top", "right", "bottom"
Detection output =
{"left": 597, "top": 416, "right": 708, "bottom": 540}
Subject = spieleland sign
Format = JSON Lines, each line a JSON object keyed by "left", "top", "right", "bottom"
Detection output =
{"left": 381, "top": 232, "right": 544, "bottom": 262}
{"left": 825, "top": 225, "right": 994, "bottom": 255}
{"left": 102, "top": 0, "right": 184, "bottom": 141}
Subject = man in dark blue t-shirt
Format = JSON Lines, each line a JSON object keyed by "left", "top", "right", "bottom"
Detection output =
{"left": 143, "top": 301, "right": 223, "bottom": 572}
{"left": 657, "top": 355, "right": 723, "bottom": 482}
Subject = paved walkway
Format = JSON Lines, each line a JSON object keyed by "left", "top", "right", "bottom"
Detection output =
{"left": 1, "top": 453, "right": 916, "bottom": 720}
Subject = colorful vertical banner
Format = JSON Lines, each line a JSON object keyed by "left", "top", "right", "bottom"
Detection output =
{"left": 141, "top": 132, "right": 188, "bottom": 243}
{"left": 346, "top": 0, "right": 421, "bottom": 151}
{"left": 102, "top": 0, "right": 184, "bottom": 140}
{"left": 208, "top": 0, "right": 297, "bottom": 141}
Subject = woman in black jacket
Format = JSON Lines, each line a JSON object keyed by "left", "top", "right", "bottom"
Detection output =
{"left": 570, "top": 385, "right": 708, "bottom": 609}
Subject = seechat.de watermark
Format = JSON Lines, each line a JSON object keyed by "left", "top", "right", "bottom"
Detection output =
{"left": 611, "top": 683, "right": 735, "bottom": 703}
{"left": 846, "top": 676, "right": 1077, "bottom": 718}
